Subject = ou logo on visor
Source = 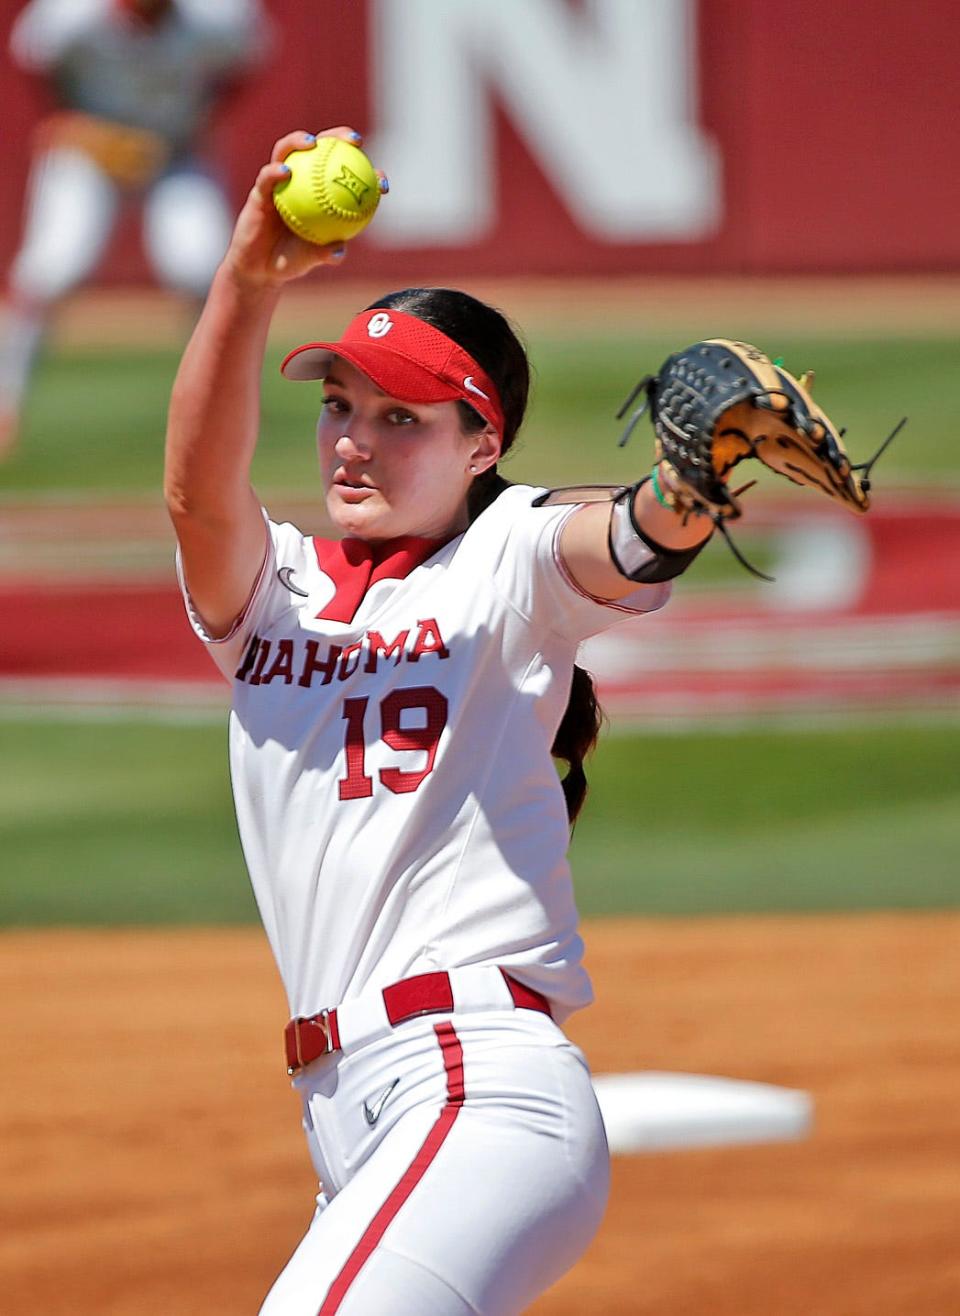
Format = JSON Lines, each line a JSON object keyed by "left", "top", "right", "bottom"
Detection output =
{"left": 367, "top": 312, "right": 393, "bottom": 339}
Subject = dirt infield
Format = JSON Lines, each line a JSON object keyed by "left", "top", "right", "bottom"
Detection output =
{"left": 2, "top": 913, "right": 958, "bottom": 1314}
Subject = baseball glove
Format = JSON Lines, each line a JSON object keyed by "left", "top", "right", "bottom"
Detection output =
{"left": 619, "top": 338, "right": 877, "bottom": 517}
{"left": 35, "top": 112, "right": 170, "bottom": 189}
{"left": 612, "top": 337, "right": 905, "bottom": 576}
{"left": 535, "top": 337, "right": 903, "bottom": 578}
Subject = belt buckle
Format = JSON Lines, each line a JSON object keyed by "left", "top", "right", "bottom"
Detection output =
{"left": 287, "top": 1009, "right": 333, "bottom": 1075}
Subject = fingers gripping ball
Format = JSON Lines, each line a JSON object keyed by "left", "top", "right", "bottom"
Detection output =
{"left": 273, "top": 139, "right": 381, "bottom": 246}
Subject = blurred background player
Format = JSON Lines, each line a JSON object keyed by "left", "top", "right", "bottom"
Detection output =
{"left": 0, "top": 0, "right": 270, "bottom": 457}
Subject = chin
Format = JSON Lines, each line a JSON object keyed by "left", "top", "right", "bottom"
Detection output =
{"left": 327, "top": 492, "right": 394, "bottom": 542}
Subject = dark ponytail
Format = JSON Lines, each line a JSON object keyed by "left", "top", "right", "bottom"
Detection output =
{"left": 552, "top": 665, "right": 604, "bottom": 825}
{"left": 366, "top": 288, "right": 603, "bottom": 824}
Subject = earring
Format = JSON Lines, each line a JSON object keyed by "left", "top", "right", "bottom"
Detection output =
{"left": 469, "top": 465, "right": 477, "bottom": 472}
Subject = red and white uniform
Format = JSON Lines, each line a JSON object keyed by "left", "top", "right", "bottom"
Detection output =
{"left": 181, "top": 484, "right": 669, "bottom": 1314}
{"left": 183, "top": 484, "right": 667, "bottom": 1021}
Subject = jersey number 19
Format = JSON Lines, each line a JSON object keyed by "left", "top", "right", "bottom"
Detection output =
{"left": 339, "top": 686, "right": 448, "bottom": 800}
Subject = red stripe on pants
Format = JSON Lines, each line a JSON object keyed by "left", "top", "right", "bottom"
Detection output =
{"left": 318, "top": 1022, "right": 465, "bottom": 1314}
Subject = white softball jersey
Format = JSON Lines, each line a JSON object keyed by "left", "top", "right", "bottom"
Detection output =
{"left": 179, "top": 485, "right": 669, "bottom": 1024}
{"left": 10, "top": 0, "right": 266, "bottom": 151}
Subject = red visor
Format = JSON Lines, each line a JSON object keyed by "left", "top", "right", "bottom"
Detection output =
{"left": 280, "top": 308, "right": 504, "bottom": 435}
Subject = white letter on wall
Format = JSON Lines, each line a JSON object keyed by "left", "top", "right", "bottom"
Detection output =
{"left": 367, "top": 0, "right": 720, "bottom": 246}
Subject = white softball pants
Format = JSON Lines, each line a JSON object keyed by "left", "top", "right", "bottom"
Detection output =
{"left": 9, "top": 146, "right": 232, "bottom": 305}
{"left": 0, "top": 145, "right": 232, "bottom": 416}
{"left": 260, "top": 1008, "right": 609, "bottom": 1315}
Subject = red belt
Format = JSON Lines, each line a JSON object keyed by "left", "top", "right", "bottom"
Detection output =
{"left": 285, "top": 968, "right": 551, "bottom": 1075}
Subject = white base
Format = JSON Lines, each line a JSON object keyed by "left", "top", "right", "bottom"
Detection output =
{"left": 592, "top": 1071, "right": 813, "bottom": 1154}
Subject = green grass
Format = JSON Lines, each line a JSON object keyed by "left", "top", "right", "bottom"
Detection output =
{"left": 569, "top": 724, "right": 960, "bottom": 915}
{"left": 1, "top": 335, "right": 955, "bottom": 498}
{"left": 5, "top": 349, "right": 177, "bottom": 494}
{"left": 0, "top": 719, "right": 256, "bottom": 925}
{"left": 1, "top": 717, "right": 957, "bottom": 926}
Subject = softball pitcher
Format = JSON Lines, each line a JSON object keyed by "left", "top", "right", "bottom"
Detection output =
{"left": 164, "top": 129, "right": 717, "bottom": 1314}
{"left": 0, "top": 0, "right": 269, "bottom": 456}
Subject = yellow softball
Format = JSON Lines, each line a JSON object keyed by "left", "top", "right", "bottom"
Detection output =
{"left": 273, "top": 137, "right": 381, "bottom": 246}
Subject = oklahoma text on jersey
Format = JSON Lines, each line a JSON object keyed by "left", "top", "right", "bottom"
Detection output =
{"left": 235, "top": 618, "right": 450, "bottom": 688}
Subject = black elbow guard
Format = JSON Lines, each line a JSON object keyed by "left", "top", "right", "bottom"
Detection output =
{"left": 608, "top": 481, "right": 709, "bottom": 583}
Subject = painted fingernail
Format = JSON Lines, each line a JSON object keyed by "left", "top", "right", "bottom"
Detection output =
{"left": 331, "top": 245, "right": 347, "bottom": 261}
{"left": 348, "top": 130, "right": 362, "bottom": 143}
{"left": 378, "top": 175, "right": 390, "bottom": 194}
{"left": 278, "top": 163, "right": 291, "bottom": 176}
{"left": 304, "top": 133, "right": 317, "bottom": 143}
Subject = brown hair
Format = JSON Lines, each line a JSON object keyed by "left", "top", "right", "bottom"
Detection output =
{"left": 367, "top": 288, "right": 603, "bottom": 823}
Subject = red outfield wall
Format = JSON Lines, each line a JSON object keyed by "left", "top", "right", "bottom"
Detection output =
{"left": 1, "top": 0, "right": 959, "bottom": 283}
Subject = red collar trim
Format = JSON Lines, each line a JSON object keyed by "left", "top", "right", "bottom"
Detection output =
{"left": 311, "top": 535, "right": 447, "bottom": 623}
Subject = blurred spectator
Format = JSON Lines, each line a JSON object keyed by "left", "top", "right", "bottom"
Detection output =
{"left": 0, "top": 0, "right": 271, "bottom": 457}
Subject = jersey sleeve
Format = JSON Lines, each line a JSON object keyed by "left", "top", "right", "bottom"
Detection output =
{"left": 9, "top": 0, "right": 105, "bottom": 70}
{"left": 479, "top": 484, "right": 671, "bottom": 642}
{"left": 176, "top": 515, "right": 305, "bottom": 682}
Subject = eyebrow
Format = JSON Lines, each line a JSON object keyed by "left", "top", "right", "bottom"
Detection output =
{"left": 323, "top": 374, "right": 422, "bottom": 406}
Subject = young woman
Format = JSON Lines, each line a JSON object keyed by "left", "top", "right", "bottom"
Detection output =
{"left": 165, "top": 128, "right": 715, "bottom": 1316}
